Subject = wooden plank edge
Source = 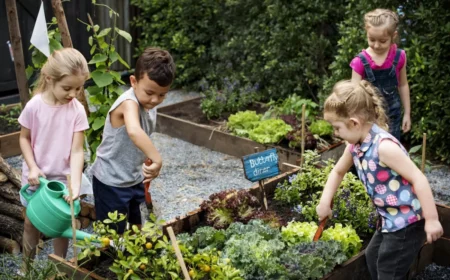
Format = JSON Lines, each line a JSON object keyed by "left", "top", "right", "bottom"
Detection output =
{"left": 0, "top": 131, "right": 21, "bottom": 158}
{"left": 48, "top": 254, "right": 105, "bottom": 280}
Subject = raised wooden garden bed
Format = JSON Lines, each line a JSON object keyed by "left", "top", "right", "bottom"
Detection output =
{"left": 0, "top": 103, "right": 21, "bottom": 158}
{"left": 48, "top": 168, "right": 450, "bottom": 279}
{"left": 156, "top": 97, "right": 345, "bottom": 166}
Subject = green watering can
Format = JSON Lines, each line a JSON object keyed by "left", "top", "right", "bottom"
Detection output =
{"left": 20, "top": 178, "right": 96, "bottom": 241}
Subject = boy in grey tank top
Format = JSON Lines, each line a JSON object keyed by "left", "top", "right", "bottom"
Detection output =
{"left": 90, "top": 48, "right": 175, "bottom": 233}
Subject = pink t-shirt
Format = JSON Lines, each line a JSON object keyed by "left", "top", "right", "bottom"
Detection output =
{"left": 350, "top": 44, "right": 406, "bottom": 84}
{"left": 18, "top": 94, "right": 89, "bottom": 187}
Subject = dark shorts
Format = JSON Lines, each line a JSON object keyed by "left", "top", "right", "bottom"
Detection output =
{"left": 92, "top": 176, "right": 145, "bottom": 234}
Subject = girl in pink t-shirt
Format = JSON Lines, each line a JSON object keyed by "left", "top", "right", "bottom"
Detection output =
{"left": 350, "top": 9, "right": 411, "bottom": 141}
{"left": 18, "top": 48, "right": 89, "bottom": 270}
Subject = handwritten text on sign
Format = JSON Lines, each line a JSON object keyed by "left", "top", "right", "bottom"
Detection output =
{"left": 242, "top": 149, "right": 280, "bottom": 182}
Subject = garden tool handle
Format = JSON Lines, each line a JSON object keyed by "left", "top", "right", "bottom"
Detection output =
{"left": 20, "top": 177, "right": 49, "bottom": 202}
{"left": 144, "top": 158, "right": 152, "bottom": 204}
{"left": 313, "top": 200, "right": 334, "bottom": 241}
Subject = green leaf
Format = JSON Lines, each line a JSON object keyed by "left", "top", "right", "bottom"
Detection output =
{"left": 91, "top": 70, "right": 114, "bottom": 87}
{"left": 88, "top": 36, "right": 93, "bottom": 46}
{"left": 409, "top": 145, "right": 422, "bottom": 154}
{"left": 115, "top": 52, "right": 130, "bottom": 69}
{"left": 115, "top": 28, "right": 132, "bottom": 43}
{"left": 93, "top": 25, "right": 100, "bottom": 32}
{"left": 92, "top": 117, "right": 105, "bottom": 131}
{"left": 89, "top": 54, "right": 108, "bottom": 64}
{"left": 97, "top": 28, "right": 112, "bottom": 38}
{"left": 90, "top": 45, "right": 96, "bottom": 55}
{"left": 25, "top": 66, "right": 34, "bottom": 80}
{"left": 109, "top": 10, "right": 113, "bottom": 18}
{"left": 49, "top": 38, "right": 63, "bottom": 53}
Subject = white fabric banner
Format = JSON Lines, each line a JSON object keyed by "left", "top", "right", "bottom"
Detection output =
{"left": 30, "top": 1, "right": 50, "bottom": 57}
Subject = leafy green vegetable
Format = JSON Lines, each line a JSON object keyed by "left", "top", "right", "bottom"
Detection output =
{"left": 281, "top": 222, "right": 318, "bottom": 245}
{"left": 227, "top": 111, "right": 262, "bottom": 137}
{"left": 200, "top": 189, "right": 261, "bottom": 229}
{"left": 248, "top": 119, "right": 293, "bottom": 144}
{"left": 280, "top": 241, "right": 348, "bottom": 279}
{"left": 310, "top": 120, "right": 334, "bottom": 137}
{"left": 274, "top": 150, "right": 376, "bottom": 236}
{"left": 321, "top": 223, "right": 362, "bottom": 258}
{"left": 264, "top": 95, "right": 319, "bottom": 122}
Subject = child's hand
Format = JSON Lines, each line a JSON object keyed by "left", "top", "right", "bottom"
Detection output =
{"left": 142, "top": 162, "right": 161, "bottom": 183}
{"left": 63, "top": 193, "right": 79, "bottom": 203}
{"left": 316, "top": 202, "right": 332, "bottom": 222}
{"left": 402, "top": 114, "right": 411, "bottom": 132}
{"left": 424, "top": 219, "right": 443, "bottom": 243}
{"left": 28, "top": 166, "right": 46, "bottom": 186}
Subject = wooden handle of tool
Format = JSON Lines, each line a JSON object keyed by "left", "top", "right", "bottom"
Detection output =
{"left": 144, "top": 158, "right": 152, "bottom": 204}
{"left": 313, "top": 201, "right": 334, "bottom": 241}
{"left": 66, "top": 174, "right": 78, "bottom": 266}
{"left": 167, "top": 226, "right": 191, "bottom": 280}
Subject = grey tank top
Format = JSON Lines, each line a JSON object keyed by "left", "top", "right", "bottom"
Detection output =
{"left": 90, "top": 88, "right": 157, "bottom": 187}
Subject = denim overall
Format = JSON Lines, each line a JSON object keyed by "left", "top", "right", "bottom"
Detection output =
{"left": 358, "top": 49, "right": 402, "bottom": 140}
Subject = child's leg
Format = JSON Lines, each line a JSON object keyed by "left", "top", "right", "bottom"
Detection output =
{"left": 128, "top": 182, "right": 146, "bottom": 229}
{"left": 365, "top": 229, "right": 383, "bottom": 280}
{"left": 22, "top": 216, "right": 41, "bottom": 272}
{"left": 92, "top": 176, "right": 131, "bottom": 234}
{"left": 376, "top": 220, "right": 425, "bottom": 280}
{"left": 53, "top": 238, "right": 69, "bottom": 258}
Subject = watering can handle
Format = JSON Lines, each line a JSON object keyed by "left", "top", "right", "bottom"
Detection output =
{"left": 313, "top": 200, "right": 334, "bottom": 241}
{"left": 20, "top": 177, "right": 49, "bottom": 203}
{"left": 62, "top": 183, "right": 81, "bottom": 213}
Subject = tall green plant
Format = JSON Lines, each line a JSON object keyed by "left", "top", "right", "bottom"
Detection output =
{"left": 78, "top": 1, "right": 132, "bottom": 160}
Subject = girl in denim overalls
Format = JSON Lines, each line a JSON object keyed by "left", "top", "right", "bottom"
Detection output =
{"left": 316, "top": 80, "right": 443, "bottom": 280}
{"left": 350, "top": 9, "right": 410, "bottom": 141}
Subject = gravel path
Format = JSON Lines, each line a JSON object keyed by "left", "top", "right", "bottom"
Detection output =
{"left": 1, "top": 89, "right": 450, "bottom": 275}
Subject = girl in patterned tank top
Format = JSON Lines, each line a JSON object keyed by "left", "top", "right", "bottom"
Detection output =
{"left": 316, "top": 80, "right": 442, "bottom": 280}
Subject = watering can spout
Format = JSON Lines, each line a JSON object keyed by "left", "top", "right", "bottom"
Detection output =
{"left": 61, "top": 228, "right": 98, "bottom": 242}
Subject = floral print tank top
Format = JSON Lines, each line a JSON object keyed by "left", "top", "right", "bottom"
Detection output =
{"left": 349, "top": 124, "right": 422, "bottom": 232}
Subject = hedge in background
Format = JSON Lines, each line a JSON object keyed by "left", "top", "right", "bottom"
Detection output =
{"left": 322, "top": 0, "right": 450, "bottom": 163}
{"left": 131, "top": 0, "right": 346, "bottom": 101}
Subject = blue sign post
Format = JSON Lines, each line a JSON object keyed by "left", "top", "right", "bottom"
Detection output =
{"left": 242, "top": 148, "right": 280, "bottom": 209}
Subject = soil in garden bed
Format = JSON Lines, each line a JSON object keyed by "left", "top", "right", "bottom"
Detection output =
{"left": 0, "top": 106, "right": 20, "bottom": 135}
{"left": 165, "top": 98, "right": 266, "bottom": 125}
{"left": 161, "top": 98, "right": 341, "bottom": 151}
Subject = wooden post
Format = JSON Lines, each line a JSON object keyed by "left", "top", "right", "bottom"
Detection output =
{"left": 421, "top": 133, "right": 427, "bottom": 173}
{"left": 66, "top": 174, "right": 78, "bottom": 266}
{"left": 166, "top": 226, "right": 191, "bottom": 280}
{"left": 5, "top": 0, "right": 30, "bottom": 107}
{"left": 51, "top": 0, "right": 90, "bottom": 117}
{"left": 51, "top": 0, "right": 72, "bottom": 48}
{"left": 300, "top": 104, "right": 306, "bottom": 168}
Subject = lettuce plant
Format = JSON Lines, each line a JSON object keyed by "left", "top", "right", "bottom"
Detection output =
{"left": 310, "top": 120, "right": 334, "bottom": 138}
{"left": 200, "top": 189, "right": 261, "bottom": 229}
{"left": 248, "top": 119, "right": 292, "bottom": 144}
{"left": 227, "top": 110, "right": 262, "bottom": 137}
{"left": 321, "top": 223, "right": 362, "bottom": 258}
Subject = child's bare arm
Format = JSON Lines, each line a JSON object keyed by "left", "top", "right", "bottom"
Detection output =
{"left": 317, "top": 145, "right": 353, "bottom": 221}
{"left": 398, "top": 63, "right": 411, "bottom": 132}
{"left": 66, "top": 131, "right": 85, "bottom": 201}
{"left": 379, "top": 140, "right": 443, "bottom": 243}
{"left": 351, "top": 70, "right": 363, "bottom": 83}
{"left": 121, "top": 100, "right": 162, "bottom": 166}
{"left": 19, "top": 126, "right": 45, "bottom": 185}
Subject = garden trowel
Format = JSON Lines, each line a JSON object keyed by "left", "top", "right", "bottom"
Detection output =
{"left": 313, "top": 200, "right": 334, "bottom": 241}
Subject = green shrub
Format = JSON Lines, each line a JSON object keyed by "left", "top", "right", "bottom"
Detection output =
{"left": 322, "top": 0, "right": 450, "bottom": 163}
{"left": 132, "top": 0, "right": 346, "bottom": 101}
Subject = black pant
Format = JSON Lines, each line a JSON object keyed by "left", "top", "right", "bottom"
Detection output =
{"left": 92, "top": 176, "right": 145, "bottom": 234}
{"left": 365, "top": 220, "right": 425, "bottom": 280}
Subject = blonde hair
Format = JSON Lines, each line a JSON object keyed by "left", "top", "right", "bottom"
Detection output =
{"left": 364, "top": 8, "right": 399, "bottom": 37}
{"left": 324, "top": 80, "right": 388, "bottom": 130}
{"left": 34, "top": 48, "right": 89, "bottom": 94}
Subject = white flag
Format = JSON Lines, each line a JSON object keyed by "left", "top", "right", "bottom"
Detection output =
{"left": 30, "top": 1, "right": 50, "bottom": 57}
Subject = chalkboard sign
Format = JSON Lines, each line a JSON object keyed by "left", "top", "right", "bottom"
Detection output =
{"left": 242, "top": 148, "right": 280, "bottom": 182}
